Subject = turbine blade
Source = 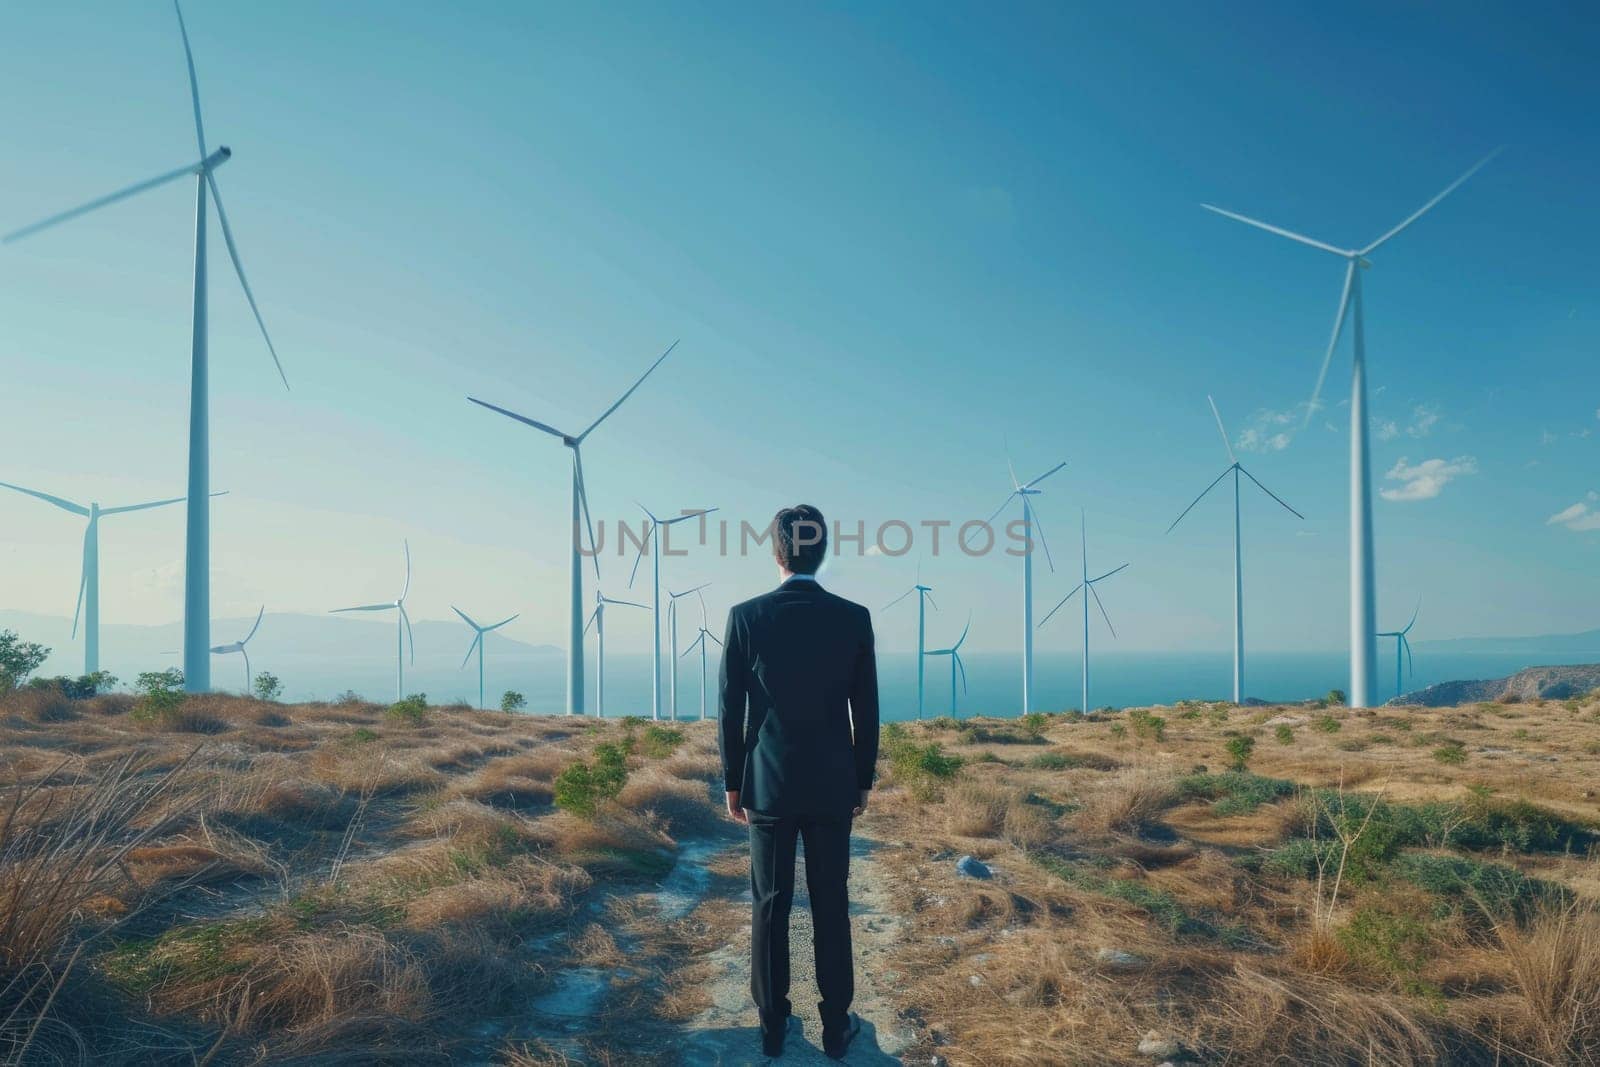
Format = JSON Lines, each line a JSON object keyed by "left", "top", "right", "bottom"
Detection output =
{"left": 1165, "top": 467, "right": 1232, "bottom": 534}
{"left": 207, "top": 172, "right": 288, "bottom": 390}
{"left": 243, "top": 605, "right": 264, "bottom": 643}
{"left": 451, "top": 605, "right": 480, "bottom": 630}
{"left": 172, "top": 0, "right": 207, "bottom": 156}
{"left": 71, "top": 526, "right": 90, "bottom": 639}
{"left": 0, "top": 480, "right": 89, "bottom": 516}
{"left": 708, "top": 631, "right": 723, "bottom": 647}
{"left": 400, "top": 539, "right": 411, "bottom": 601}
{"left": 4, "top": 161, "right": 201, "bottom": 243}
{"left": 923, "top": 591, "right": 939, "bottom": 612}
{"left": 579, "top": 340, "right": 678, "bottom": 441}
{"left": 608, "top": 597, "right": 650, "bottom": 611}
{"left": 1403, "top": 598, "right": 1420, "bottom": 634}
{"left": 628, "top": 519, "right": 653, "bottom": 588}
{"left": 573, "top": 448, "right": 601, "bottom": 582}
{"left": 1200, "top": 203, "right": 1350, "bottom": 257}
{"left": 661, "top": 507, "right": 718, "bottom": 526}
{"left": 1403, "top": 634, "right": 1414, "bottom": 676}
{"left": 1031, "top": 505, "right": 1057, "bottom": 573}
{"left": 98, "top": 494, "right": 189, "bottom": 515}
{"left": 1305, "top": 259, "right": 1356, "bottom": 430}
{"left": 400, "top": 603, "right": 415, "bottom": 664}
{"left": 1207, "top": 395, "right": 1237, "bottom": 464}
{"left": 883, "top": 587, "right": 915, "bottom": 612}
{"left": 1006, "top": 452, "right": 1021, "bottom": 491}
{"left": 460, "top": 633, "right": 481, "bottom": 670}
{"left": 955, "top": 615, "right": 971, "bottom": 650}
{"left": 1239, "top": 466, "right": 1306, "bottom": 520}
{"left": 486, "top": 613, "right": 520, "bottom": 631}
{"left": 1089, "top": 582, "right": 1118, "bottom": 640}
{"left": 980, "top": 491, "right": 1017, "bottom": 529}
{"left": 670, "top": 581, "right": 711, "bottom": 599}
{"left": 1022, "top": 461, "right": 1067, "bottom": 490}
{"left": 1038, "top": 584, "right": 1082, "bottom": 628}
{"left": 1361, "top": 148, "right": 1504, "bottom": 256}
{"left": 1088, "top": 562, "right": 1129, "bottom": 585}
{"left": 331, "top": 603, "right": 394, "bottom": 613}
{"left": 955, "top": 652, "right": 968, "bottom": 695}
{"left": 585, "top": 606, "right": 598, "bottom": 634}
{"left": 680, "top": 634, "right": 701, "bottom": 658}
{"left": 466, "top": 397, "right": 571, "bottom": 440}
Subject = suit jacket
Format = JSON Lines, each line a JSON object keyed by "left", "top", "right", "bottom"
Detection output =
{"left": 718, "top": 577, "right": 880, "bottom": 817}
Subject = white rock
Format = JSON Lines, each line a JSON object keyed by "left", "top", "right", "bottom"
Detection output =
{"left": 1096, "top": 947, "right": 1145, "bottom": 970}
{"left": 1137, "top": 1030, "right": 1182, "bottom": 1059}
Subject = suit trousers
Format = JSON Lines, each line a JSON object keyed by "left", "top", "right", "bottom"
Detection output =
{"left": 747, "top": 810, "right": 854, "bottom": 1038}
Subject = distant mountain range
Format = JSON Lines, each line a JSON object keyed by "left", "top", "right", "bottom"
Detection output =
{"left": 1415, "top": 629, "right": 1600, "bottom": 655}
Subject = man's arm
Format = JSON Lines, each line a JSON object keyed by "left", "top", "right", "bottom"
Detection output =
{"left": 718, "top": 605, "right": 749, "bottom": 823}
{"left": 850, "top": 608, "right": 880, "bottom": 803}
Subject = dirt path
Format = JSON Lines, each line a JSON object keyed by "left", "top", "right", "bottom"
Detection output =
{"left": 677, "top": 831, "right": 915, "bottom": 1065}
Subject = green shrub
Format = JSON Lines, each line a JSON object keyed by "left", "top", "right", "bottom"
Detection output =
{"left": 27, "top": 671, "right": 118, "bottom": 699}
{"left": 1274, "top": 724, "right": 1295, "bottom": 745}
{"left": 1128, "top": 708, "right": 1166, "bottom": 743}
{"left": 500, "top": 690, "right": 527, "bottom": 712}
{"left": 1176, "top": 771, "right": 1295, "bottom": 816}
{"left": 553, "top": 742, "right": 630, "bottom": 817}
{"left": 1224, "top": 735, "right": 1255, "bottom": 771}
{"left": 1029, "top": 752, "right": 1070, "bottom": 771}
{"left": 387, "top": 693, "right": 430, "bottom": 725}
{"left": 1389, "top": 853, "right": 1546, "bottom": 919}
{"left": 1312, "top": 714, "right": 1342, "bottom": 734}
{"left": 928, "top": 716, "right": 959, "bottom": 731}
{"left": 349, "top": 727, "right": 378, "bottom": 744}
{"left": 1336, "top": 905, "right": 1436, "bottom": 992}
{"left": 1108, "top": 722, "right": 1127, "bottom": 742}
{"left": 0, "top": 629, "right": 50, "bottom": 693}
{"left": 1327, "top": 688, "right": 1347, "bottom": 705}
{"left": 639, "top": 724, "right": 685, "bottom": 758}
{"left": 1431, "top": 740, "right": 1467, "bottom": 765}
{"left": 1021, "top": 711, "right": 1049, "bottom": 739}
{"left": 130, "top": 668, "right": 186, "bottom": 724}
{"left": 252, "top": 671, "right": 283, "bottom": 701}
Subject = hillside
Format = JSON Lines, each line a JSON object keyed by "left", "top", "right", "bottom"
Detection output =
{"left": 1395, "top": 663, "right": 1600, "bottom": 706}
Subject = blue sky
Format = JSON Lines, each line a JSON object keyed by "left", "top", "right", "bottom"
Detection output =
{"left": 0, "top": 1, "right": 1596, "bottom": 661}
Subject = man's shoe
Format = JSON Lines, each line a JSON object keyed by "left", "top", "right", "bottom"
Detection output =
{"left": 822, "top": 1012, "right": 861, "bottom": 1060}
{"left": 760, "top": 1010, "right": 793, "bottom": 1058}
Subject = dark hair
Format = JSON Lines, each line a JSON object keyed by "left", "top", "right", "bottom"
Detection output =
{"left": 773, "top": 505, "right": 827, "bottom": 575}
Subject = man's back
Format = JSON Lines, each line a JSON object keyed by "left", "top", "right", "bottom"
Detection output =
{"left": 719, "top": 578, "right": 879, "bottom": 817}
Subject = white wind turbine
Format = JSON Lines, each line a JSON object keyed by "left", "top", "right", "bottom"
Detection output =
{"left": 331, "top": 542, "right": 414, "bottom": 702}
{"left": 468, "top": 342, "right": 678, "bottom": 715}
{"left": 1166, "top": 396, "right": 1304, "bottom": 703}
{"left": 585, "top": 589, "right": 648, "bottom": 718}
{"left": 680, "top": 591, "right": 723, "bottom": 721}
{"left": 969, "top": 458, "right": 1066, "bottom": 715}
{"left": 628, "top": 505, "right": 718, "bottom": 721}
{"left": 1039, "top": 513, "right": 1128, "bottom": 714}
{"left": 453, "top": 607, "right": 521, "bottom": 710}
{"left": 5, "top": 1, "right": 290, "bottom": 693}
{"left": 209, "top": 605, "right": 263, "bottom": 694}
{"left": 924, "top": 616, "right": 970, "bottom": 717}
{"left": 0, "top": 481, "right": 224, "bottom": 674}
{"left": 665, "top": 582, "right": 711, "bottom": 720}
{"left": 1202, "top": 150, "right": 1499, "bottom": 707}
{"left": 884, "top": 567, "right": 937, "bottom": 719}
{"left": 1377, "top": 599, "right": 1420, "bottom": 703}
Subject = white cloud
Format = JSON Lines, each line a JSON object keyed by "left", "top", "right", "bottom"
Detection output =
{"left": 1379, "top": 456, "right": 1477, "bottom": 502}
{"left": 1548, "top": 492, "right": 1600, "bottom": 532}
{"left": 1375, "top": 419, "right": 1399, "bottom": 441}
{"left": 1541, "top": 429, "right": 1559, "bottom": 446}
{"left": 1235, "top": 405, "right": 1302, "bottom": 453}
{"left": 1406, "top": 405, "right": 1440, "bottom": 438}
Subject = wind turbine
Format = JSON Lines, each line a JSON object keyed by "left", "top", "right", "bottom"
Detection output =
{"left": 1202, "top": 150, "right": 1499, "bottom": 708}
{"left": 665, "top": 582, "right": 711, "bottom": 720}
{"left": 5, "top": 1, "right": 290, "bottom": 693}
{"left": 883, "top": 568, "right": 937, "bottom": 719}
{"left": 969, "top": 458, "right": 1066, "bottom": 715}
{"left": 331, "top": 542, "right": 414, "bottom": 702}
{"left": 1166, "top": 396, "right": 1304, "bottom": 703}
{"left": 0, "top": 481, "right": 224, "bottom": 674}
{"left": 924, "top": 616, "right": 970, "bottom": 717}
{"left": 1039, "top": 513, "right": 1128, "bottom": 714}
{"left": 1377, "top": 600, "right": 1420, "bottom": 702}
{"left": 585, "top": 589, "right": 647, "bottom": 718}
{"left": 468, "top": 341, "right": 678, "bottom": 715}
{"left": 453, "top": 606, "right": 521, "bottom": 710}
{"left": 209, "top": 605, "right": 263, "bottom": 693}
{"left": 628, "top": 505, "right": 718, "bottom": 721}
{"left": 680, "top": 591, "right": 723, "bottom": 721}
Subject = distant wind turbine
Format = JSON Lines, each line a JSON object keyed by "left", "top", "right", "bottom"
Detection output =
{"left": 969, "top": 457, "right": 1066, "bottom": 715}
{"left": 468, "top": 342, "right": 678, "bottom": 715}
{"left": 629, "top": 505, "right": 718, "bottom": 720}
{"left": 0, "top": 481, "right": 225, "bottom": 674}
{"left": 209, "top": 605, "right": 263, "bottom": 693}
{"left": 1377, "top": 600, "right": 1420, "bottom": 702}
{"left": 1039, "top": 513, "right": 1128, "bottom": 714}
{"left": 680, "top": 591, "right": 723, "bottom": 721}
{"left": 884, "top": 567, "right": 937, "bottom": 718}
{"left": 453, "top": 607, "right": 520, "bottom": 710}
{"left": 1203, "top": 149, "right": 1499, "bottom": 707}
{"left": 5, "top": 1, "right": 290, "bottom": 693}
{"left": 924, "top": 616, "right": 970, "bottom": 717}
{"left": 665, "top": 582, "right": 711, "bottom": 720}
{"left": 331, "top": 542, "right": 414, "bottom": 702}
{"left": 1166, "top": 396, "right": 1304, "bottom": 703}
{"left": 585, "top": 589, "right": 647, "bottom": 718}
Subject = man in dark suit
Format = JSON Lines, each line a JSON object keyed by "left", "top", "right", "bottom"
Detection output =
{"left": 719, "top": 504, "right": 880, "bottom": 1060}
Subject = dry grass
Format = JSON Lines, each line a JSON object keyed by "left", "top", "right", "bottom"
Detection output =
{"left": 1074, "top": 766, "right": 1176, "bottom": 836}
{"left": 1495, "top": 899, "right": 1600, "bottom": 1062}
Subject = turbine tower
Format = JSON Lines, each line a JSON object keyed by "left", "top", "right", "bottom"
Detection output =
{"left": 331, "top": 542, "right": 414, "bottom": 702}
{"left": 628, "top": 505, "right": 718, "bottom": 721}
{"left": 5, "top": 1, "right": 290, "bottom": 693}
{"left": 1166, "top": 396, "right": 1304, "bottom": 703}
{"left": 1039, "top": 513, "right": 1128, "bottom": 714}
{"left": 0, "top": 481, "right": 223, "bottom": 674}
{"left": 1377, "top": 600, "right": 1420, "bottom": 702}
{"left": 884, "top": 568, "right": 937, "bottom": 719}
{"left": 681, "top": 591, "right": 723, "bottom": 721}
{"left": 585, "top": 589, "right": 647, "bottom": 718}
{"left": 453, "top": 607, "right": 520, "bottom": 710}
{"left": 468, "top": 341, "right": 677, "bottom": 715}
{"left": 971, "top": 458, "right": 1066, "bottom": 715}
{"left": 1202, "top": 150, "right": 1498, "bottom": 707}
{"left": 924, "top": 616, "right": 970, "bottom": 717}
{"left": 209, "top": 605, "right": 263, "bottom": 693}
{"left": 665, "top": 582, "right": 711, "bottom": 720}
